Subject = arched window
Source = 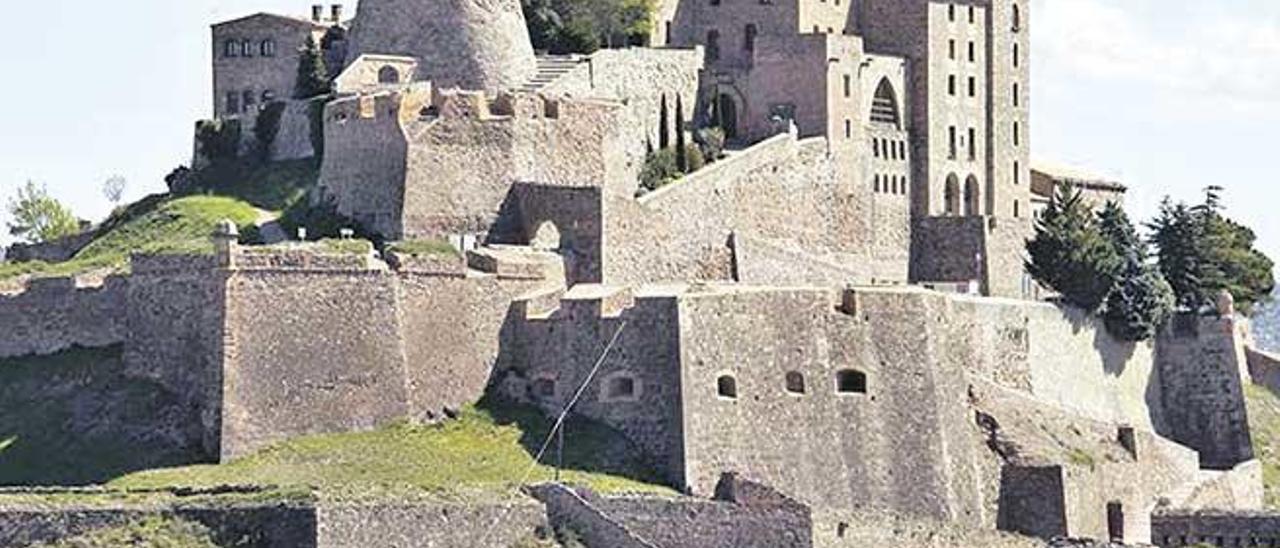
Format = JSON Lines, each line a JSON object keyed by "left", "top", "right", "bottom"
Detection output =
{"left": 964, "top": 175, "right": 980, "bottom": 216}
{"left": 225, "top": 91, "right": 240, "bottom": 114}
{"left": 242, "top": 89, "right": 256, "bottom": 109}
{"left": 604, "top": 374, "right": 639, "bottom": 402}
{"left": 717, "top": 375, "right": 738, "bottom": 399}
{"left": 836, "top": 370, "right": 867, "bottom": 394}
{"left": 1012, "top": 3, "right": 1022, "bottom": 32}
{"left": 870, "top": 79, "right": 900, "bottom": 128}
{"left": 223, "top": 40, "right": 239, "bottom": 58}
{"left": 744, "top": 24, "right": 757, "bottom": 52}
{"left": 260, "top": 39, "right": 276, "bottom": 57}
{"left": 706, "top": 30, "right": 721, "bottom": 62}
{"left": 261, "top": 89, "right": 275, "bottom": 102}
{"left": 378, "top": 65, "right": 400, "bottom": 84}
{"left": 241, "top": 40, "right": 253, "bottom": 57}
{"left": 944, "top": 174, "right": 960, "bottom": 216}
{"left": 785, "top": 372, "right": 806, "bottom": 394}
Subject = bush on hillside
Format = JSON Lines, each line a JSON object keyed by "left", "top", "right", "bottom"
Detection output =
{"left": 639, "top": 145, "right": 704, "bottom": 193}
{"left": 195, "top": 119, "right": 241, "bottom": 164}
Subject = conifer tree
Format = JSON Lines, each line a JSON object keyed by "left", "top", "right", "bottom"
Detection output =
{"left": 659, "top": 95, "right": 670, "bottom": 151}
{"left": 294, "top": 35, "right": 330, "bottom": 99}
{"left": 1025, "top": 185, "right": 1123, "bottom": 312}
{"left": 1098, "top": 202, "right": 1174, "bottom": 341}
{"left": 675, "top": 96, "right": 687, "bottom": 173}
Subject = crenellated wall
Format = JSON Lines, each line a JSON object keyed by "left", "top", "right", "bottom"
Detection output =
{"left": 0, "top": 276, "right": 127, "bottom": 359}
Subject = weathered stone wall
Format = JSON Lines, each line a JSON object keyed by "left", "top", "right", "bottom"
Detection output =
{"left": 542, "top": 46, "right": 702, "bottom": 190}
{"left": 1153, "top": 510, "right": 1280, "bottom": 548}
{"left": 344, "top": 0, "right": 536, "bottom": 91}
{"left": 0, "top": 276, "right": 127, "bottom": 359}
{"left": 1181, "top": 459, "right": 1264, "bottom": 510}
{"left": 220, "top": 267, "right": 409, "bottom": 460}
{"left": 1156, "top": 314, "right": 1255, "bottom": 470}
{"left": 812, "top": 508, "right": 1045, "bottom": 548}
{"left": 1247, "top": 345, "right": 1280, "bottom": 393}
{"left": 911, "top": 215, "right": 1032, "bottom": 298}
{"left": 333, "top": 54, "right": 418, "bottom": 93}
{"left": 318, "top": 88, "right": 416, "bottom": 238}
{"left": 0, "top": 498, "right": 315, "bottom": 548}
{"left": 315, "top": 500, "right": 546, "bottom": 548}
{"left": 124, "top": 254, "right": 227, "bottom": 457}
{"left": 675, "top": 286, "right": 985, "bottom": 522}
{"left": 503, "top": 285, "right": 687, "bottom": 484}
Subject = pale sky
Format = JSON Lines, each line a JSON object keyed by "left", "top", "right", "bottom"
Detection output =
{"left": 0, "top": 0, "right": 1277, "bottom": 264}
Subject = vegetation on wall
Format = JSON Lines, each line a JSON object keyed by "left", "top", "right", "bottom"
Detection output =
{"left": 29, "top": 516, "right": 220, "bottom": 548}
{"left": 1028, "top": 184, "right": 1273, "bottom": 339}
{"left": 194, "top": 118, "right": 242, "bottom": 165}
{"left": 1149, "top": 186, "right": 1275, "bottom": 315}
{"left": 523, "top": 0, "right": 656, "bottom": 54}
{"left": 294, "top": 35, "right": 331, "bottom": 99}
{"left": 639, "top": 94, "right": 721, "bottom": 193}
{"left": 253, "top": 101, "right": 287, "bottom": 163}
{"left": 5, "top": 181, "right": 80, "bottom": 244}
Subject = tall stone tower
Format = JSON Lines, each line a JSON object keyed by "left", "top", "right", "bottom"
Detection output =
{"left": 344, "top": 0, "right": 537, "bottom": 92}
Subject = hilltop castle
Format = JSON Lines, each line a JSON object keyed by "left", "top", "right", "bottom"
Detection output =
{"left": 3, "top": 1, "right": 1276, "bottom": 547}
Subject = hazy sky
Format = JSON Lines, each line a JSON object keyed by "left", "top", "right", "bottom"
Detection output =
{"left": 0, "top": 0, "right": 1277, "bottom": 264}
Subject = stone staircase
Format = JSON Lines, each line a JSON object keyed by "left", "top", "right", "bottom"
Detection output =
{"left": 519, "top": 55, "right": 585, "bottom": 93}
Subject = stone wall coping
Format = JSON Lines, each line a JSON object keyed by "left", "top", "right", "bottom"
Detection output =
{"left": 637, "top": 131, "right": 796, "bottom": 207}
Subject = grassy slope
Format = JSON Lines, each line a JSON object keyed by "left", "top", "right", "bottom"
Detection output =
{"left": 111, "top": 399, "right": 671, "bottom": 500}
{"left": 0, "top": 346, "right": 204, "bottom": 485}
{"left": 1246, "top": 383, "right": 1280, "bottom": 507}
{"left": 0, "top": 196, "right": 258, "bottom": 281}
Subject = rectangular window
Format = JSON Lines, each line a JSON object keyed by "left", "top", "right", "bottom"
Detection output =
{"left": 1014, "top": 161, "right": 1021, "bottom": 185}
{"left": 1014, "top": 122, "right": 1020, "bottom": 146}
{"left": 968, "top": 41, "right": 975, "bottom": 62}
{"left": 948, "top": 75, "right": 956, "bottom": 96}
{"left": 968, "top": 5, "right": 975, "bottom": 24}
{"left": 845, "top": 119, "right": 852, "bottom": 138}
{"left": 948, "top": 4, "right": 955, "bottom": 21}
{"left": 968, "top": 76, "right": 976, "bottom": 97}
{"left": 949, "top": 40, "right": 956, "bottom": 60}
{"left": 844, "top": 75, "right": 851, "bottom": 98}
{"left": 226, "top": 91, "right": 240, "bottom": 114}
{"left": 948, "top": 126, "right": 957, "bottom": 159}
{"left": 1013, "top": 83, "right": 1020, "bottom": 106}
{"left": 968, "top": 128, "right": 976, "bottom": 160}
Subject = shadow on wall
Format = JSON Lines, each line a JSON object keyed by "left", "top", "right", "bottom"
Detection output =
{"left": 0, "top": 346, "right": 206, "bottom": 486}
{"left": 473, "top": 392, "right": 671, "bottom": 489}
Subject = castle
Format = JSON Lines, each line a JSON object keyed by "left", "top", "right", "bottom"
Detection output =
{"left": 2, "top": 1, "right": 1278, "bottom": 547}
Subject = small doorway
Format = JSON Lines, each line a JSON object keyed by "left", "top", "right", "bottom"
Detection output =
{"left": 1106, "top": 502, "right": 1124, "bottom": 542}
{"left": 715, "top": 93, "right": 739, "bottom": 140}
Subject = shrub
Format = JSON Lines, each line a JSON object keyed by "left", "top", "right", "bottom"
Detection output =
{"left": 695, "top": 127, "right": 726, "bottom": 162}
{"left": 195, "top": 119, "right": 242, "bottom": 165}
{"left": 253, "top": 101, "right": 287, "bottom": 163}
{"left": 683, "top": 142, "right": 705, "bottom": 172}
{"left": 640, "top": 147, "right": 679, "bottom": 192}
{"left": 1098, "top": 202, "right": 1174, "bottom": 341}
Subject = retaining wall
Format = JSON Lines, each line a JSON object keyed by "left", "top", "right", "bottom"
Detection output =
{"left": 0, "top": 276, "right": 127, "bottom": 359}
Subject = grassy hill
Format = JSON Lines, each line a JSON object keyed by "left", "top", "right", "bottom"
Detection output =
{"left": 0, "top": 196, "right": 258, "bottom": 281}
{"left": 110, "top": 398, "right": 670, "bottom": 500}
{"left": 1246, "top": 383, "right": 1280, "bottom": 507}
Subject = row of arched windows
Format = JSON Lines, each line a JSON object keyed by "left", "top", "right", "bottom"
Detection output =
{"left": 874, "top": 174, "right": 907, "bottom": 196}
{"left": 716, "top": 370, "right": 868, "bottom": 400}
{"left": 872, "top": 138, "right": 906, "bottom": 161}
{"left": 223, "top": 39, "right": 277, "bottom": 59}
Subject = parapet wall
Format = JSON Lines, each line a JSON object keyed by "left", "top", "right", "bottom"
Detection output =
{"left": 0, "top": 276, "right": 127, "bottom": 359}
{"left": 1153, "top": 510, "right": 1280, "bottom": 547}
{"left": 911, "top": 216, "right": 1034, "bottom": 299}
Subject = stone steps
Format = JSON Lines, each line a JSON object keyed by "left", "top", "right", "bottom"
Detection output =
{"left": 518, "top": 55, "right": 586, "bottom": 93}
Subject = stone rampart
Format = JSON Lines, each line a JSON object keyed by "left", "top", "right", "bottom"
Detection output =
{"left": 1152, "top": 510, "right": 1280, "bottom": 548}
{"left": 0, "top": 276, "right": 127, "bottom": 359}
{"left": 1180, "top": 460, "right": 1264, "bottom": 510}
{"left": 1247, "top": 345, "right": 1280, "bottom": 393}
{"left": 912, "top": 215, "right": 1033, "bottom": 298}
{"left": 1156, "top": 314, "right": 1255, "bottom": 470}
{"left": 315, "top": 499, "right": 547, "bottom": 547}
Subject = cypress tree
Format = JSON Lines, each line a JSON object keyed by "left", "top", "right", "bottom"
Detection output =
{"left": 294, "top": 35, "right": 330, "bottom": 99}
{"left": 1024, "top": 185, "right": 1123, "bottom": 312}
{"left": 1098, "top": 202, "right": 1174, "bottom": 341}
{"left": 675, "top": 96, "right": 687, "bottom": 173}
{"left": 659, "top": 94, "right": 670, "bottom": 151}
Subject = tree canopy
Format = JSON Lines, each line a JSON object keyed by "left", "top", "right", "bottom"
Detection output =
{"left": 6, "top": 181, "right": 80, "bottom": 244}
{"left": 294, "top": 35, "right": 330, "bottom": 100}
{"left": 1025, "top": 186, "right": 1123, "bottom": 313}
{"left": 523, "top": 0, "right": 656, "bottom": 54}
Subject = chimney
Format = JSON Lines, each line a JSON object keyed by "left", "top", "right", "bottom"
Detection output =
{"left": 311, "top": 5, "right": 324, "bottom": 22}
{"left": 330, "top": 4, "right": 344, "bottom": 23}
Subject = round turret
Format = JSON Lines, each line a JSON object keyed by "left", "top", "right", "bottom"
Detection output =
{"left": 344, "top": 0, "right": 537, "bottom": 92}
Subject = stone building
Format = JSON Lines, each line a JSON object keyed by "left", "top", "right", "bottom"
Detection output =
{"left": 210, "top": 5, "right": 348, "bottom": 118}
{"left": 1030, "top": 161, "right": 1127, "bottom": 217}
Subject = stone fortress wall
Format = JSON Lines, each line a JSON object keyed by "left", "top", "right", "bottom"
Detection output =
{"left": 0, "top": 276, "right": 128, "bottom": 360}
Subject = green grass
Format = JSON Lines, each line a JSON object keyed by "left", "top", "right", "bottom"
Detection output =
{"left": 193, "top": 158, "right": 318, "bottom": 212}
{"left": 110, "top": 397, "right": 671, "bottom": 501}
{"left": 1246, "top": 383, "right": 1280, "bottom": 507}
{"left": 387, "top": 238, "right": 460, "bottom": 258}
{"left": 0, "top": 196, "right": 258, "bottom": 281}
{"left": 30, "top": 515, "right": 219, "bottom": 548}
{"left": 0, "top": 346, "right": 205, "bottom": 486}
